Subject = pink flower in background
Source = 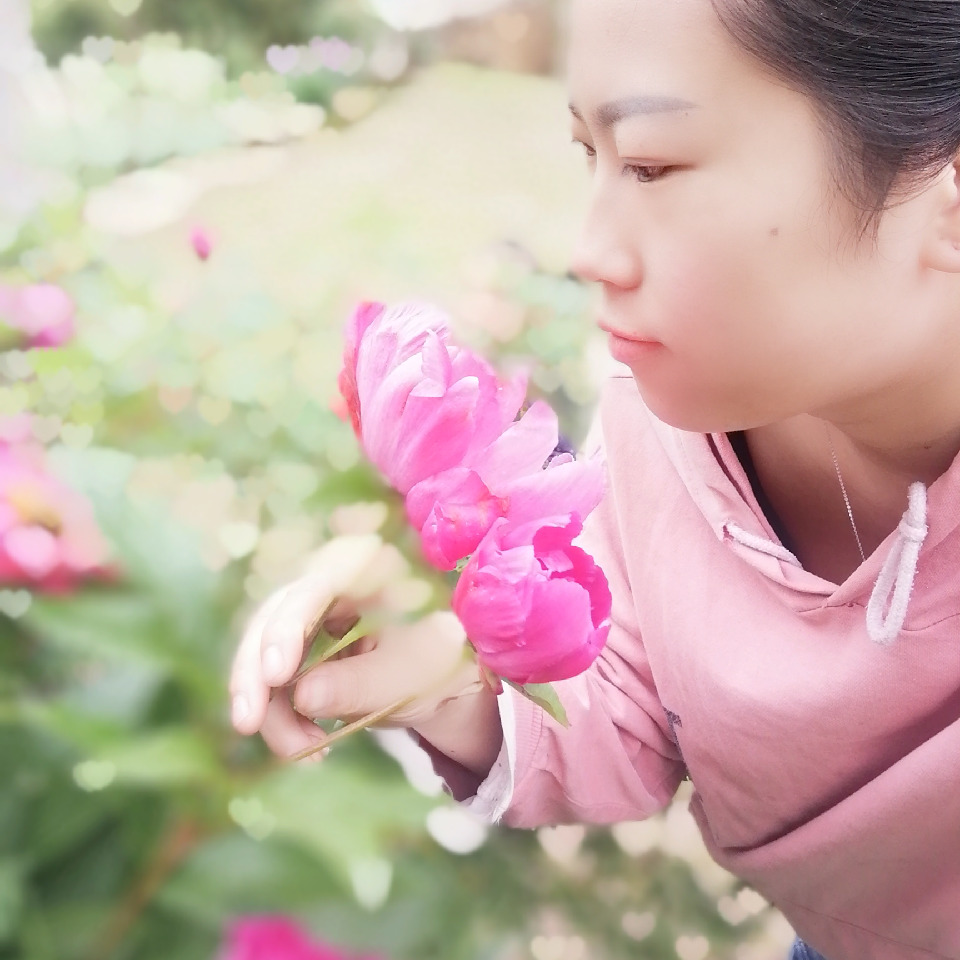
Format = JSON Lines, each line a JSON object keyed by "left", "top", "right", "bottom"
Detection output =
{"left": 406, "top": 401, "right": 605, "bottom": 570}
{"left": 191, "top": 226, "right": 213, "bottom": 261}
{"left": 338, "top": 302, "right": 526, "bottom": 494}
{"left": 0, "top": 445, "right": 113, "bottom": 593}
{"left": 219, "top": 916, "right": 384, "bottom": 960}
{"left": 453, "top": 514, "right": 611, "bottom": 685}
{"left": 0, "top": 282, "right": 75, "bottom": 349}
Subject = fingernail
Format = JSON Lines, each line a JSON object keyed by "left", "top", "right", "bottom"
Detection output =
{"left": 232, "top": 694, "right": 249, "bottom": 727}
{"left": 263, "top": 645, "right": 283, "bottom": 680}
{"left": 306, "top": 747, "right": 330, "bottom": 763}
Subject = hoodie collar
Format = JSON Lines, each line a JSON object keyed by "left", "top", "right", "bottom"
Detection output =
{"left": 644, "top": 413, "right": 955, "bottom": 642}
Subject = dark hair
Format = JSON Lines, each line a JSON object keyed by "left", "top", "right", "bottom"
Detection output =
{"left": 711, "top": 0, "right": 960, "bottom": 227}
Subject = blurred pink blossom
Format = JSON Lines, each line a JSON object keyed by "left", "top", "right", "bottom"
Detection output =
{"left": 0, "top": 445, "right": 113, "bottom": 593}
{"left": 191, "top": 226, "right": 213, "bottom": 261}
{"left": 453, "top": 514, "right": 612, "bottom": 685}
{"left": 338, "top": 301, "right": 525, "bottom": 495}
{"left": 219, "top": 916, "right": 384, "bottom": 960}
{"left": 0, "top": 282, "right": 75, "bottom": 349}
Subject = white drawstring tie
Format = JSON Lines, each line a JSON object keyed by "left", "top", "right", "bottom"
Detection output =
{"left": 724, "top": 522, "right": 803, "bottom": 567}
{"left": 725, "top": 482, "right": 929, "bottom": 645}
{"left": 865, "top": 482, "right": 928, "bottom": 645}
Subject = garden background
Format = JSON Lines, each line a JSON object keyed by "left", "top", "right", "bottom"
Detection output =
{"left": 0, "top": 1, "right": 796, "bottom": 958}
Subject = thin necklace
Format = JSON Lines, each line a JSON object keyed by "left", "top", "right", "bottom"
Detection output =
{"left": 827, "top": 430, "right": 867, "bottom": 563}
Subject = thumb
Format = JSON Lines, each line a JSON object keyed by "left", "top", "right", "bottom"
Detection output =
{"left": 292, "top": 613, "right": 474, "bottom": 725}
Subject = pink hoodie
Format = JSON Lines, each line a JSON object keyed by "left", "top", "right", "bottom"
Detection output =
{"left": 440, "top": 375, "right": 960, "bottom": 959}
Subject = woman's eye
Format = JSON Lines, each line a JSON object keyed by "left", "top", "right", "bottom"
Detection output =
{"left": 572, "top": 139, "right": 597, "bottom": 161}
{"left": 571, "top": 141, "right": 672, "bottom": 183}
{"left": 622, "top": 163, "right": 670, "bottom": 183}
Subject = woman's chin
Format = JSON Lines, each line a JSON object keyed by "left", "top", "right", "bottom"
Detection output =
{"left": 630, "top": 377, "right": 760, "bottom": 435}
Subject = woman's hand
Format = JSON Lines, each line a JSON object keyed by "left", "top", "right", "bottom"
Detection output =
{"left": 228, "top": 534, "right": 500, "bottom": 770}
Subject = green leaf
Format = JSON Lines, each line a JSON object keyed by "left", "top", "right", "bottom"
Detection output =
{"left": 23, "top": 590, "right": 173, "bottom": 671}
{"left": 96, "top": 727, "right": 221, "bottom": 789}
{"left": 0, "top": 858, "right": 23, "bottom": 943}
{"left": 27, "top": 786, "right": 111, "bottom": 872}
{"left": 19, "top": 699, "right": 135, "bottom": 756}
{"left": 45, "top": 446, "right": 224, "bottom": 647}
{"left": 244, "top": 756, "right": 435, "bottom": 885}
{"left": 506, "top": 681, "right": 569, "bottom": 727}
{"left": 114, "top": 911, "right": 219, "bottom": 960}
{"left": 294, "top": 618, "right": 371, "bottom": 681}
{"left": 22, "top": 588, "right": 223, "bottom": 708}
{"left": 158, "top": 834, "right": 342, "bottom": 925}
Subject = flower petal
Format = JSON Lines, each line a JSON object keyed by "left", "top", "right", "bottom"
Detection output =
{"left": 503, "top": 456, "right": 605, "bottom": 529}
{"left": 471, "top": 401, "right": 559, "bottom": 489}
{"left": 407, "top": 468, "right": 507, "bottom": 570}
{"left": 4, "top": 525, "right": 60, "bottom": 579}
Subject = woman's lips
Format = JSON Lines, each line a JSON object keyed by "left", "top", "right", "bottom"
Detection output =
{"left": 599, "top": 324, "right": 663, "bottom": 364}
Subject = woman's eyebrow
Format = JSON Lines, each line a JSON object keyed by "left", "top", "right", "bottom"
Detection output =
{"left": 569, "top": 95, "right": 698, "bottom": 128}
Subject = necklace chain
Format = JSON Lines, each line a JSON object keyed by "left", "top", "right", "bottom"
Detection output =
{"left": 827, "top": 431, "right": 867, "bottom": 563}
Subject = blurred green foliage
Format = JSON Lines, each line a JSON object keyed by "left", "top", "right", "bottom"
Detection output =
{"left": 32, "top": 0, "right": 391, "bottom": 75}
{"left": 0, "top": 23, "right": 792, "bottom": 960}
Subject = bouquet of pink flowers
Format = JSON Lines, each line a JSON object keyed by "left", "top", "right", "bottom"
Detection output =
{"left": 303, "top": 301, "right": 611, "bottom": 734}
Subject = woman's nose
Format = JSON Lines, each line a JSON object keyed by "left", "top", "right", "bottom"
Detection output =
{"left": 569, "top": 190, "right": 642, "bottom": 289}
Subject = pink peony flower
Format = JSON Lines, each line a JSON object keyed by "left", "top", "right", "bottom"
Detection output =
{"left": 337, "top": 301, "right": 386, "bottom": 436}
{"left": 219, "top": 916, "right": 384, "bottom": 960}
{"left": 336, "top": 297, "right": 612, "bottom": 696}
{"left": 0, "top": 282, "right": 75, "bottom": 349}
{"left": 191, "top": 226, "right": 213, "bottom": 261}
{"left": 453, "top": 514, "right": 612, "bottom": 685}
{"left": 337, "top": 302, "right": 526, "bottom": 495}
{"left": 0, "top": 445, "right": 113, "bottom": 593}
{"left": 406, "top": 401, "right": 605, "bottom": 570}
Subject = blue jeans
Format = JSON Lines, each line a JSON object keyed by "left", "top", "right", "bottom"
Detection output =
{"left": 791, "top": 940, "right": 828, "bottom": 960}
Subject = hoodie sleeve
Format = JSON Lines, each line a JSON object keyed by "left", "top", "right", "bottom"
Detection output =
{"left": 423, "top": 388, "right": 687, "bottom": 827}
{"left": 492, "top": 441, "right": 687, "bottom": 827}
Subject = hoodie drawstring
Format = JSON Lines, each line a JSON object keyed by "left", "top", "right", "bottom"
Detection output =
{"left": 725, "top": 481, "right": 929, "bottom": 645}
{"left": 724, "top": 522, "right": 803, "bottom": 567}
{"left": 865, "top": 482, "right": 928, "bottom": 645}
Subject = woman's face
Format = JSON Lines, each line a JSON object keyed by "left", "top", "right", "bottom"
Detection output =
{"left": 567, "top": 0, "right": 951, "bottom": 433}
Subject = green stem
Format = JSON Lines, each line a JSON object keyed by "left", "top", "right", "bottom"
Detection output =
{"left": 289, "top": 645, "right": 481, "bottom": 761}
{"left": 291, "top": 616, "right": 375, "bottom": 683}
{"left": 88, "top": 818, "right": 202, "bottom": 960}
{"left": 289, "top": 693, "right": 418, "bottom": 762}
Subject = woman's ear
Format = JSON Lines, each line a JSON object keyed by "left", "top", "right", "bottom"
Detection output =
{"left": 922, "top": 156, "right": 960, "bottom": 273}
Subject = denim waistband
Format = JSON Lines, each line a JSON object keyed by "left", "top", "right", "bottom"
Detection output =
{"left": 790, "top": 939, "right": 828, "bottom": 960}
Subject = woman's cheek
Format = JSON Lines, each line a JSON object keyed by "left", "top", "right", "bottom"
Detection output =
{"left": 655, "top": 244, "right": 740, "bottom": 352}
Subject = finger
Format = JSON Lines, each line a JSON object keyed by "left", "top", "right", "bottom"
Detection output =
{"left": 303, "top": 536, "right": 409, "bottom": 602}
{"left": 259, "top": 534, "right": 385, "bottom": 686}
{"left": 293, "top": 651, "right": 382, "bottom": 724}
{"left": 293, "top": 613, "right": 470, "bottom": 725}
{"left": 343, "top": 633, "right": 377, "bottom": 658}
{"left": 259, "top": 691, "right": 329, "bottom": 762}
{"left": 229, "top": 585, "right": 291, "bottom": 734}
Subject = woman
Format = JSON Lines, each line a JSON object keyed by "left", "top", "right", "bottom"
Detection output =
{"left": 232, "top": 2, "right": 960, "bottom": 955}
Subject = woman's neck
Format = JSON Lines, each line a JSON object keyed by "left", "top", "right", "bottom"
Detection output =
{"left": 814, "top": 327, "right": 960, "bottom": 485}
{"left": 743, "top": 407, "right": 960, "bottom": 582}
